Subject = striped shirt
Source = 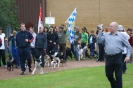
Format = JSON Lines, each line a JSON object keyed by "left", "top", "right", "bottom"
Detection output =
{"left": 98, "top": 31, "right": 131, "bottom": 57}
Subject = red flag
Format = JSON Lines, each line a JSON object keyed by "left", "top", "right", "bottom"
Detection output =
{"left": 38, "top": 4, "right": 43, "bottom": 33}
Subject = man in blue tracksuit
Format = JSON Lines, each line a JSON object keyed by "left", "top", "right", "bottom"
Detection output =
{"left": 16, "top": 23, "right": 33, "bottom": 75}
{"left": 8, "top": 30, "right": 20, "bottom": 68}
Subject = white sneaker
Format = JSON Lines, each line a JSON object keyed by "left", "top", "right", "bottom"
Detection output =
{"left": 40, "top": 67, "right": 44, "bottom": 74}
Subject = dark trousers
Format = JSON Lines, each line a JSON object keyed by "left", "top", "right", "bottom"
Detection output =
{"left": 0, "top": 49, "right": 6, "bottom": 66}
{"left": 106, "top": 52, "right": 123, "bottom": 88}
{"left": 81, "top": 43, "right": 86, "bottom": 48}
{"left": 35, "top": 48, "right": 45, "bottom": 68}
{"left": 18, "top": 47, "right": 31, "bottom": 72}
{"left": 98, "top": 43, "right": 104, "bottom": 61}
{"left": 122, "top": 54, "right": 127, "bottom": 72}
{"left": 71, "top": 44, "right": 75, "bottom": 56}
{"left": 59, "top": 43, "right": 66, "bottom": 60}
{"left": 48, "top": 45, "right": 57, "bottom": 60}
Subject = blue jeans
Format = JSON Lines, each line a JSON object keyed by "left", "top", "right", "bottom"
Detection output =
{"left": 89, "top": 43, "right": 95, "bottom": 56}
{"left": 74, "top": 45, "right": 79, "bottom": 59}
{"left": 11, "top": 46, "right": 20, "bottom": 66}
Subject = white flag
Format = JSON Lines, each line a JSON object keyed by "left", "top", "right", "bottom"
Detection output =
{"left": 38, "top": 5, "right": 43, "bottom": 33}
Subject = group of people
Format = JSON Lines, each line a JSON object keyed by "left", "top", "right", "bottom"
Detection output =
{"left": 0, "top": 23, "right": 99, "bottom": 74}
{"left": 16, "top": 23, "right": 68, "bottom": 75}
{"left": 0, "top": 21, "right": 132, "bottom": 88}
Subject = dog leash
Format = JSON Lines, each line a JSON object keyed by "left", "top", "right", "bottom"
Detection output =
{"left": 7, "top": 47, "right": 11, "bottom": 55}
{"left": 44, "top": 49, "right": 47, "bottom": 55}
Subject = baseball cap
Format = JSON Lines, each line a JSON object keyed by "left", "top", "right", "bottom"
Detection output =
{"left": 97, "top": 24, "right": 103, "bottom": 30}
{"left": 118, "top": 25, "right": 124, "bottom": 31}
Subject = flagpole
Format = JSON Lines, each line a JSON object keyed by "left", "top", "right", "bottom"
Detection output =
{"left": 99, "top": 0, "right": 100, "bottom": 24}
{"left": 49, "top": 11, "right": 51, "bottom": 27}
{"left": 38, "top": 4, "right": 43, "bottom": 33}
{"left": 50, "top": 11, "right": 51, "bottom": 17}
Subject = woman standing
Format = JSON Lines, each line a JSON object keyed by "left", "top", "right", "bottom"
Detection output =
{"left": 81, "top": 28, "right": 89, "bottom": 58}
{"left": 8, "top": 30, "right": 20, "bottom": 68}
{"left": 35, "top": 27, "right": 47, "bottom": 74}
{"left": 47, "top": 26, "right": 58, "bottom": 59}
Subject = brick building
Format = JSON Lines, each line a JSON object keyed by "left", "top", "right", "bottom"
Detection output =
{"left": 16, "top": 0, "right": 133, "bottom": 32}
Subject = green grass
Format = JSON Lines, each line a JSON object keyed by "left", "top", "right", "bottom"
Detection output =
{"left": 0, "top": 64, "right": 133, "bottom": 88}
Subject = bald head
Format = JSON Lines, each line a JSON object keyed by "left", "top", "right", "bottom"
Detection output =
{"left": 110, "top": 22, "right": 118, "bottom": 27}
{"left": 109, "top": 22, "right": 119, "bottom": 34}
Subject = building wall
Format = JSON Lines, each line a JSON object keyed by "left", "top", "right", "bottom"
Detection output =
{"left": 46, "top": 0, "right": 133, "bottom": 32}
{"left": 16, "top": 0, "right": 46, "bottom": 31}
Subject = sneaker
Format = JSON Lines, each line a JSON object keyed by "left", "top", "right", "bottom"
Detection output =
{"left": 16, "top": 66, "right": 19, "bottom": 68}
{"left": 96, "top": 59, "right": 99, "bottom": 62}
{"left": 4, "top": 65, "right": 7, "bottom": 68}
{"left": 20, "top": 71, "right": 25, "bottom": 75}
{"left": 40, "top": 67, "right": 44, "bottom": 74}
{"left": 29, "top": 68, "right": 32, "bottom": 73}
{"left": 122, "top": 71, "right": 126, "bottom": 74}
{"left": 122, "top": 70, "right": 126, "bottom": 74}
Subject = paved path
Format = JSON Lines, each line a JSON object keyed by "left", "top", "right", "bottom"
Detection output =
{"left": 0, "top": 60, "right": 105, "bottom": 80}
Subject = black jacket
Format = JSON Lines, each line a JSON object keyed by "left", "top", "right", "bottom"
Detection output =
{"left": 47, "top": 32, "right": 58, "bottom": 46}
{"left": 88, "top": 35, "right": 96, "bottom": 44}
{"left": 88, "top": 35, "right": 96, "bottom": 49}
{"left": 16, "top": 30, "right": 33, "bottom": 48}
{"left": 35, "top": 32, "right": 47, "bottom": 49}
{"left": 8, "top": 36, "right": 16, "bottom": 46}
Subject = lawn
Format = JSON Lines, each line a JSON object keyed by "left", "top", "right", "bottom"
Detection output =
{"left": 0, "top": 64, "right": 133, "bottom": 88}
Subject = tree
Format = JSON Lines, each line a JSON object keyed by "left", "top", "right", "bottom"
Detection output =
{"left": 0, "top": 0, "right": 19, "bottom": 31}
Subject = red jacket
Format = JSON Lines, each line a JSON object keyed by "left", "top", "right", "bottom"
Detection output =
{"left": 128, "top": 34, "right": 133, "bottom": 46}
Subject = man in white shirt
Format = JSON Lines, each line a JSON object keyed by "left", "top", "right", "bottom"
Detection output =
{"left": 0, "top": 27, "right": 8, "bottom": 68}
{"left": 118, "top": 25, "right": 130, "bottom": 74}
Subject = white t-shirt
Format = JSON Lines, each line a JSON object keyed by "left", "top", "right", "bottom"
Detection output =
{"left": 30, "top": 32, "right": 36, "bottom": 48}
{"left": 122, "top": 32, "right": 130, "bottom": 54}
{"left": 0, "top": 33, "right": 5, "bottom": 49}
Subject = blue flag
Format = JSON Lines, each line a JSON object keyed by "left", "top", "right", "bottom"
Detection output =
{"left": 66, "top": 8, "right": 77, "bottom": 44}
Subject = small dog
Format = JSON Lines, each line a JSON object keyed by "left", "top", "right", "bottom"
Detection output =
{"left": 32, "top": 55, "right": 43, "bottom": 74}
{"left": 60, "top": 58, "right": 66, "bottom": 67}
{"left": 51, "top": 52, "right": 61, "bottom": 69}
{"left": 77, "top": 45, "right": 88, "bottom": 61}
{"left": 66, "top": 47, "right": 72, "bottom": 59}
{"left": 7, "top": 55, "right": 15, "bottom": 71}
{"left": 57, "top": 51, "right": 66, "bottom": 67}
{"left": 44, "top": 55, "right": 51, "bottom": 67}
